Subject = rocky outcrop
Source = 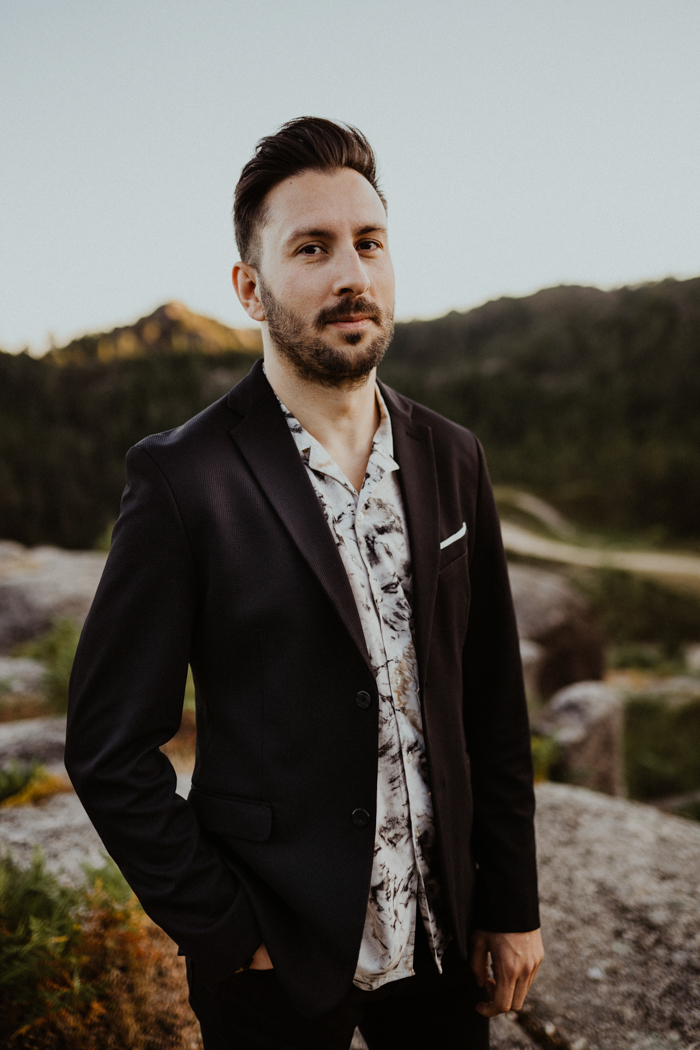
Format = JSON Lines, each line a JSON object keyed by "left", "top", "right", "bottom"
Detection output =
{"left": 518, "top": 639, "right": 546, "bottom": 700}
{"left": 529, "top": 783, "right": 700, "bottom": 1049}
{"left": 491, "top": 1015, "right": 539, "bottom": 1049}
{"left": 535, "top": 681, "right": 625, "bottom": 796}
{"left": 360, "top": 784, "right": 700, "bottom": 1048}
{"left": 0, "top": 656, "right": 45, "bottom": 696}
{"left": 0, "top": 716, "right": 191, "bottom": 883}
{"left": 0, "top": 542, "right": 106, "bottom": 652}
{"left": 686, "top": 644, "right": 700, "bottom": 673}
{"left": 0, "top": 715, "right": 67, "bottom": 767}
{"left": 0, "top": 790, "right": 107, "bottom": 882}
{"left": 508, "top": 564, "right": 605, "bottom": 699}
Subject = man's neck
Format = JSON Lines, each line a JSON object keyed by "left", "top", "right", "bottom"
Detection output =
{"left": 263, "top": 345, "right": 380, "bottom": 494}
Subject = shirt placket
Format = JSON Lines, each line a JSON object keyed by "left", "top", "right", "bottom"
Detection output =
{"left": 358, "top": 460, "right": 445, "bottom": 972}
{"left": 357, "top": 477, "right": 425, "bottom": 831}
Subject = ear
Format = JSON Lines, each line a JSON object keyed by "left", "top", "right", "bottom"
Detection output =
{"left": 232, "top": 262, "right": 265, "bottom": 322}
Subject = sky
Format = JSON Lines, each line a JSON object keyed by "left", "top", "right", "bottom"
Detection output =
{"left": 2, "top": 0, "right": 699, "bottom": 352}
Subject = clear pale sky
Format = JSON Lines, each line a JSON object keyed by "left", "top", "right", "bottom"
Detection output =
{"left": 2, "top": 0, "right": 699, "bottom": 352}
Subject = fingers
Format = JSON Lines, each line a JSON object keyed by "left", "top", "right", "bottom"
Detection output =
{"left": 476, "top": 967, "right": 516, "bottom": 1017}
{"left": 473, "top": 930, "right": 544, "bottom": 1017}
{"left": 469, "top": 934, "right": 491, "bottom": 989}
{"left": 511, "top": 949, "right": 543, "bottom": 1010}
{"left": 511, "top": 972, "right": 533, "bottom": 1012}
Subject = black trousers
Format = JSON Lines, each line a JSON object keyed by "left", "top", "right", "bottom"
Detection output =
{"left": 186, "top": 921, "right": 490, "bottom": 1050}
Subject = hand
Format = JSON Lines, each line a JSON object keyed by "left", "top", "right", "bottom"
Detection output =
{"left": 249, "top": 943, "right": 274, "bottom": 970}
{"left": 470, "top": 928, "right": 544, "bottom": 1017}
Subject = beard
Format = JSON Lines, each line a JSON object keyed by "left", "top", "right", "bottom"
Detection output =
{"left": 259, "top": 280, "right": 394, "bottom": 389}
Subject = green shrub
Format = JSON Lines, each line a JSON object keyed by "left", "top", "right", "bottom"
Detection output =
{"left": 0, "top": 764, "right": 70, "bottom": 809}
{"left": 81, "top": 856, "right": 133, "bottom": 904}
{"left": 0, "top": 850, "right": 188, "bottom": 1049}
{"left": 531, "top": 734, "right": 561, "bottom": 782}
{"left": 0, "top": 850, "right": 88, "bottom": 1035}
{"left": 607, "top": 643, "right": 685, "bottom": 675}
{"left": 18, "top": 619, "right": 80, "bottom": 712}
{"left": 575, "top": 568, "right": 700, "bottom": 657}
{"left": 0, "top": 763, "right": 40, "bottom": 804}
{"left": 624, "top": 690, "right": 700, "bottom": 800}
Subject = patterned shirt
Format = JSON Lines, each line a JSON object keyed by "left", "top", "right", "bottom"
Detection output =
{"left": 275, "top": 385, "right": 449, "bottom": 990}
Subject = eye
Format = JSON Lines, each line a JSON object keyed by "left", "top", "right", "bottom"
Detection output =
{"left": 298, "top": 244, "right": 325, "bottom": 256}
{"left": 357, "top": 239, "right": 380, "bottom": 252}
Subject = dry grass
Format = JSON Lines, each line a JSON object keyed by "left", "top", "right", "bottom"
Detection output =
{"left": 9, "top": 917, "right": 202, "bottom": 1050}
{"left": 0, "top": 770, "right": 71, "bottom": 809}
{"left": 0, "top": 695, "right": 50, "bottom": 723}
{"left": 1, "top": 854, "right": 203, "bottom": 1050}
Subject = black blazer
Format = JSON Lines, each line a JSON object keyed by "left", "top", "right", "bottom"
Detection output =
{"left": 66, "top": 360, "right": 538, "bottom": 1017}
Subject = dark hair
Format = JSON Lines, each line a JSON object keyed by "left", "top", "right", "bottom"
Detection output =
{"left": 233, "top": 116, "right": 386, "bottom": 266}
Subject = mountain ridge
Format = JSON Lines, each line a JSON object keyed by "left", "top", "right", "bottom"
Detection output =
{"left": 46, "top": 301, "right": 262, "bottom": 364}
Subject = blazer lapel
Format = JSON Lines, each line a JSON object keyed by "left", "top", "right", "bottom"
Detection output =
{"left": 380, "top": 382, "right": 440, "bottom": 693}
{"left": 228, "top": 364, "right": 372, "bottom": 674}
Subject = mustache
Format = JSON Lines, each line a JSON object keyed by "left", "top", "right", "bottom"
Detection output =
{"left": 315, "top": 297, "right": 383, "bottom": 330}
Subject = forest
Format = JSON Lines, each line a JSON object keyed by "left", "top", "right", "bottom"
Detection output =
{"left": 1, "top": 277, "right": 699, "bottom": 549}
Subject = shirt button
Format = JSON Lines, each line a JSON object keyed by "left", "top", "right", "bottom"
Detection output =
{"left": 355, "top": 690, "right": 372, "bottom": 709}
{"left": 357, "top": 511, "right": 365, "bottom": 523}
{"left": 351, "top": 808, "right": 370, "bottom": 828}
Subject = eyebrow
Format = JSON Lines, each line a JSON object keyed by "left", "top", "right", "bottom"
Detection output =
{"left": 286, "top": 223, "right": 387, "bottom": 244}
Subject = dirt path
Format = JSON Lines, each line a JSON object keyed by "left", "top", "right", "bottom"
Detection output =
{"left": 501, "top": 521, "right": 700, "bottom": 594}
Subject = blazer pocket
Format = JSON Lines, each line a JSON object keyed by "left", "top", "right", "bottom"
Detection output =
{"left": 189, "top": 786, "right": 272, "bottom": 842}
{"left": 440, "top": 521, "right": 467, "bottom": 551}
{"left": 439, "top": 521, "right": 468, "bottom": 571}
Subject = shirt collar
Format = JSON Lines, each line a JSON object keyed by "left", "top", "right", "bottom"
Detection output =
{"left": 372, "top": 386, "right": 395, "bottom": 460}
{"left": 266, "top": 369, "right": 398, "bottom": 493}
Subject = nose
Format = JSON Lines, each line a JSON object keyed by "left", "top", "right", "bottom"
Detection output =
{"left": 331, "top": 245, "right": 371, "bottom": 299}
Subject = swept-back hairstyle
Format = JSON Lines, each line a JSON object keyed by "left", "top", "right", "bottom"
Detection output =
{"left": 233, "top": 116, "right": 386, "bottom": 266}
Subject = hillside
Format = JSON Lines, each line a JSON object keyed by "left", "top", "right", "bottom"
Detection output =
{"left": 1, "top": 276, "right": 699, "bottom": 548}
{"left": 46, "top": 301, "right": 262, "bottom": 364}
{"left": 382, "top": 276, "right": 700, "bottom": 536}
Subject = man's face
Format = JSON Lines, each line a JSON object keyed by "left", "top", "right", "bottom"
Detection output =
{"left": 255, "top": 167, "right": 395, "bottom": 387}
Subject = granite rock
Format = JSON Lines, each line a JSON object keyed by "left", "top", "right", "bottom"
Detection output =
{"left": 0, "top": 715, "right": 67, "bottom": 767}
{"left": 0, "top": 542, "right": 106, "bottom": 652}
{"left": 535, "top": 681, "right": 625, "bottom": 796}
{"left": 508, "top": 564, "right": 605, "bottom": 699}
{"left": 0, "top": 790, "right": 107, "bottom": 882}
{"left": 0, "top": 656, "right": 46, "bottom": 696}
{"left": 530, "top": 782, "right": 700, "bottom": 1049}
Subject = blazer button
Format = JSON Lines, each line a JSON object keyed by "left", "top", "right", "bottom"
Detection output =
{"left": 352, "top": 808, "right": 370, "bottom": 828}
{"left": 355, "top": 690, "right": 372, "bottom": 709}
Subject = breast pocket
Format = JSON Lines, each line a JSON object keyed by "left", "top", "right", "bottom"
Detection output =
{"left": 439, "top": 521, "right": 468, "bottom": 571}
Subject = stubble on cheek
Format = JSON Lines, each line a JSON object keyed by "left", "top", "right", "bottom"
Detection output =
{"left": 259, "top": 279, "right": 395, "bottom": 388}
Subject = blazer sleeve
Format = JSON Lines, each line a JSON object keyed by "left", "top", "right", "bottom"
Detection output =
{"left": 462, "top": 439, "right": 540, "bottom": 933}
{"left": 65, "top": 444, "right": 262, "bottom": 977}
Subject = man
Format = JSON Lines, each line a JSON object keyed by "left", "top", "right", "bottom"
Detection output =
{"left": 66, "top": 117, "right": 543, "bottom": 1050}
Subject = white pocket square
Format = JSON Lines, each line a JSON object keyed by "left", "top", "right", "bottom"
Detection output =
{"left": 440, "top": 521, "right": 467, "bottom": 550}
